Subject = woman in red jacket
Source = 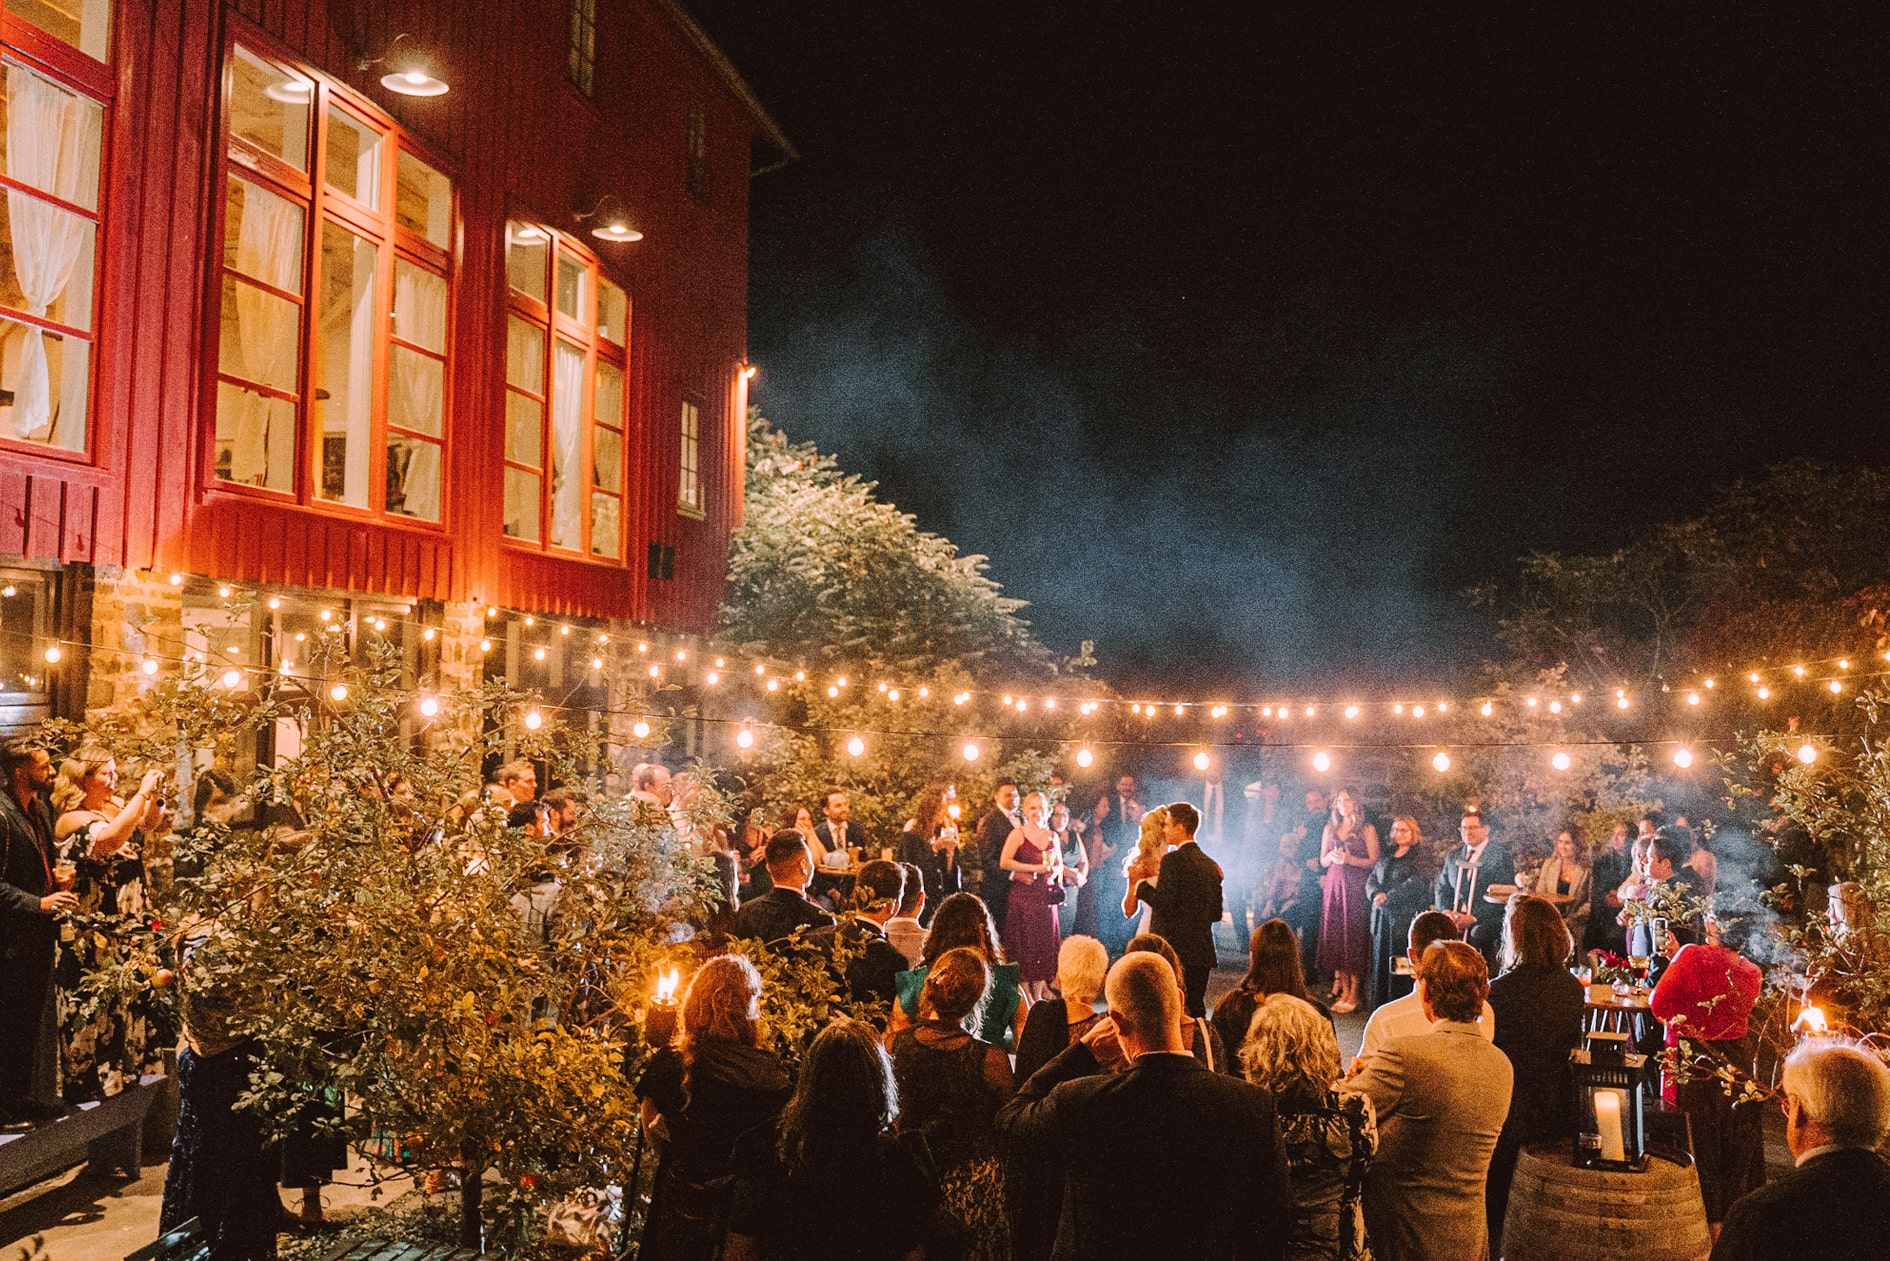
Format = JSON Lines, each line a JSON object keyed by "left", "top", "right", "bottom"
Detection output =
{"left": 1649, "top": 916, "right": 1764, "bottom": 1226}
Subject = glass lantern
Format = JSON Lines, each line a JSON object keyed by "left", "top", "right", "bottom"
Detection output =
{"left": 1572, "top": 1032, "right": 1648, "bottom": 1171}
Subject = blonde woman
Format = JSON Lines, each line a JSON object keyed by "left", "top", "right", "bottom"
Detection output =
{"left": 52, "top": 750, "right": 166, "bottom": 918}
{"left": 1240, "top": 994, "right": 1377, "bottom": 1260}
{"left": 1315, "top": 789, "right": 1379, "bottom": 1014}
{"left": 1120, "top": 805, "right": 1171, "bottom": 937}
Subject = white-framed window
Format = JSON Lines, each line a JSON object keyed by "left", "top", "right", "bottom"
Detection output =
{"left": 212, "top": 41, "right": 453, "bottom": 521}
{"left": 567, "top": 0, "right": 596, "bottom": 97}
{"left": 677, "top": 398, "right": 703, "bottom": 517}
{"left": 502, "top": 219, "right": 629, "bottom": 558}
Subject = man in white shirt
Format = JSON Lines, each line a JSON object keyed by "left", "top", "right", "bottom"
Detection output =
{"left": 1353, "top": 910, "right": 1495, "bottom": 1070}
{"left": 885, "top": 860, "right": 929, "bottom": 966}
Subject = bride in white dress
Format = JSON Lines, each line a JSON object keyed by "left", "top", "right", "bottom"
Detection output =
{"left": 1121, "top": 805, "right": 1171, "bottom": 938}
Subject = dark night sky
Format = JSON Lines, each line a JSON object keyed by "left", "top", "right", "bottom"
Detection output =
{"left": 685, "top": 3, "right": 1889, "bottom": 694}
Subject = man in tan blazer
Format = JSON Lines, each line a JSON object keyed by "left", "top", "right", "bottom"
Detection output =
{"left": 1342, "top": 940, "right": 1514, "bottom": 1261}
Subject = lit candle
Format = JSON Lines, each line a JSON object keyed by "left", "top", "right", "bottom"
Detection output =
{"left": 646, "top": 968, "right": 682, "bottom": 1046}
{"left": 1594, "top": 1089, "right": 1627, "bottom": 1163}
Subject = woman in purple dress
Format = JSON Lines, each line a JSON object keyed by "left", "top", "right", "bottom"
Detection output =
{"left": 999, "top": 791, "right": 1063, "bottom": 1001}
{"left": 1316, "top": 788, "right": 1379, "bottom": 1013}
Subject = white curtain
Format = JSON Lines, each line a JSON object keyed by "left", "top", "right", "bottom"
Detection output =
{"left": 5, "top": 66, "right": 92, "bottom": 443}
{"left": 549, "top": 342, "right": 585, "bottom": 547}
{"left": 335, "top": 233, "right": 375, "bottom": 504}
{"left": 229, "top": 181, "right": 302, "bottom": 486}
{"left": 390, "top": 265, "right": 446, "bottom": 520}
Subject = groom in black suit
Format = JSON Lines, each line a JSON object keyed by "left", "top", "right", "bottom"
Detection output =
{"left": 1127, "top": 801, "right": 1224, "bottom": 1017}
{"left": 997, "top": 951, "right": 1289, "bottom": 1260}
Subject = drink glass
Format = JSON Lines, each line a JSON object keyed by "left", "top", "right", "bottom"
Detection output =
{"left": 52, "top": 859, "right": 76, "bottom": 891}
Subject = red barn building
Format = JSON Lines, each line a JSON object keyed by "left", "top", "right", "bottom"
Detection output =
{"left": 0, "top": 0, "right": 787, "bottom": 750}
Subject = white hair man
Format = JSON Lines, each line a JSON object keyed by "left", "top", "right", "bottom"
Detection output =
{"left": 1710, "top": 1039, "right": 1890, "bottom": 1261}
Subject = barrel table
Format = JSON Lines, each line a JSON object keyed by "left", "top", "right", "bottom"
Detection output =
{"left": 1501, "top": 1142, "right": 1711, "bottom": 1261}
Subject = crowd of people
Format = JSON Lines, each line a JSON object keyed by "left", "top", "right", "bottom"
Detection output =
{"left": 7, "top": 736, "right": 1890, "bottom": 1261}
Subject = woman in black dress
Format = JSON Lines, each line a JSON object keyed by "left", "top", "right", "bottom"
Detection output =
{"left": 896, "top": 783, "right": 963, "bottom": 923}
{"left": 725, "top": 1020, "right": 937, "bottom": 1261}
{"left": 888, "top": 948, "right": 1015, "bottom": 1260}
{"left": 636, "top": 954, "right": 793, "bottom": 1261}
{"left": 1364, "top": 816, "right": 1430, "bottom": 1011}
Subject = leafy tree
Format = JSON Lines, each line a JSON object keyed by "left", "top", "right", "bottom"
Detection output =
{"left": 721, "top": 412, "right": 1056, "bottom": 681}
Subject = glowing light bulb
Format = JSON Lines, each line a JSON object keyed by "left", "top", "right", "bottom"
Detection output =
{"left": 1551, "top": 751, "right": 1572, "bottom": 771}
{"left": 479, "top": 639, "right": 492, "bottom": 653}
{"left": 962, "top": 741, "right": 981, "bottom": 762}
{"left": 1413, "top": 705, "right": 1426, "bottom": 718}
{"left": 794, "top": 670, "right": 806, "bottom": 682}
{"left": 42, "top": 646, "right": 60, "bottom": 664}
{"left": 675, "top": 650, "right": 687, "bottom": 662}
{"left": 0, "top": 586, "right": 12, "bottom": 598}
{"left": 295, "top": 632, "right": 306, "bottom": 642}
{"left": 707, "top": 670, "right": 720, "bottom": 684}
{"left": 1193, "top": 751, "right": 1210, "bottom": 771}
{"left": 919, "top": 687, "right": 930, "bottom": 699}
{"left": 141, "top": 658, "right": 158, "bottom": 676}
{"left": 1345, "top": 705, "right": 1360, "bottom": 720}
{"left": 1303, "top": 706, "right": 1315, "bottom": 717}
{"left": 846, "top": 736, "right": 866, "bottom": 757}
{"left": 319, "top": 609, "right": 332, "bottom": 621}
{"left": 649, "top": 665, "right": 661, "bottom": 678}
{"left": 1131, "top": 703, "right": 1142, "bottom": 715}
{"left": 329, "top": 684, "right": 349, "bottom": 702}
{"left": 1616, "top": 696, "right": 1631, "bottom": 709}
{"left": 523, "top": 710, "right": 543, "bottom": 730}
{"left": 1703, "top": 678, "right": 1715, "bottom": 689}
{"left": 593, "top": 657, "right": 606, "bottom": 671}
{"left": 836, "top": 676, "right": 848, "bottom": 688}
{"left": 487, "top": 606, "right": 499, "bottom": 617}
{"left": 1829, "top": 680, "right": 1843, "bottom": 694}
{"left": 715, "top": 658, "right": 725, "bottom": 668}
{"left": 1017, "top": 698, "right": 1029, "bottom": 712}
{"left": 1043, "top": 697, "right": 1055, "bottom": 709}
{"left": 632, "top": 720, "right": 651, "bottom": 739}
{"left": 827, "top": 685, "right": 840, "bottom": 698}
{"left": 1757, "top": 686, "right": 1771, "bottom": 699}
{"left": 1004, "top": 694, "right": 1015, "bottom": 706}
{"left": 220, "top": 669, "right": 242, "bottom": 688}
{"left": 1673, "top": 748, "right": 1694, "bottom": 769}
{"left": 168, "top": 573, "right": 183, "bottom": 586}
{"left": 1393, "top": 704, "right": 1405, "bottom": 715}
{"left": 955, "top": 692, "right": 970, "bottom": 705}
{"left": 638, "top": 643, "right": 649, "bottom": 653}
{"left": 1262, "top": 707, "right": 1274, "bottom": 717}
{"left": 1749, "top": 672, "right": 1761, "bottom": 683}
{"left": 1548, "top": 700, "right": 1562, "bottom": 713}
{"left": 525, "top": 616, "right": 536, "bottom": 627}
{"left": 1210, "top": 704, "right": 1226, "bottom": 717}
{"left": 767, "top": 679, "right": 781, "bottom": 692}
{"left": 755, "top": 664, "right": 767, "bottom": 675}
{"left": 279, "top": 659, "right": 294, "bottom": 673}
{"left": 423, "top": 627, "right": 436, "bottom": 641}
{"left": 1174, "top": 704, "right": 1185, "bottom": 717}
{"left": 1839, "top": 659, "right": 1850, "bottom": 670}
{"left": 1311, "top": 751, "right": 1331, "bottom": 773}
{"left": 1438, "top": 702, "right": 1451, "bottom": 713}
{"left": 418, "top": 695, "right": 440, "bottom": 717}
{"left": 1797, "top": 743, "right": 1817, "bottom": 765}
{"left": 1793, "top": 665, "right": 1807, "bottom": 677}
{"left": 736, "top": 727, "right": 755, "bottom": 749}
{"left": 1480, "top": 701, "right": 1494, "bottom": 717}
{"left": 533, "top": 647, "right": 547, "bottom": 661}
{"left": 1076, "top": 747, "right": 1094, "bottom": 768}
{"left": 1687, "top": 693, "right": 1701, "bottom": 706}
{"left": 889, "top": 689, "right": 901, "bottom": 701}
{"left": 218, "top": 586, "right": 232, "bottom": 598}
{"left": 1432, "top": 751, "right": 1451, "bottom": 773}
{"left": 1566, "top": 695, "right": 1578, "bottom": 705}
{"left": 1526, "top": 696, "right": 1539, "bottom": 708}
{"left": 878, "top": 682, "right": 889, "bottom": 693}
{"left": 267, "top": 597, "right": 281, "bottom": 610}
{"left": 561, "top": 625, "right": 572, "bottom": 637}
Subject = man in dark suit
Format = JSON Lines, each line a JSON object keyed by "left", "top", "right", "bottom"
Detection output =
{"left": 0, "top": 740, "right": 69, "bottom": 1125}
{"left": 806, "top": 859, "right": 909, "bottom": 1009}
{"left": 1082, "top": 775, "right": 1143, "bottom": 954}
{"left": 813, "top": 787, "right": 869, "bottom": 859}
{"left": 1587, "top": 821, "right": 1634, "bottom": 954}
{"left": 975, "top": 779, "right": 1021, "bottom": 930}
{"left": 1711, "top": 1039, "right": 1890, "bottom": 1261}
{"left": 996, "top": 951, "right": 1289, "bottom": 1260}
{"left": 1432, "top": 807, "right": 1515, "bottom": 971}
{"left": 1126, "top": 801, "right": 1223, "bottom": 1017}
{"left": 731, "top": 831, "right": 835, "bottom": 944}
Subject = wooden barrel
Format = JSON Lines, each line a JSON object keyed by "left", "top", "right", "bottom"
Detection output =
{"left": 1501, "top": 1142, "right": 1711, "bottom": 1261}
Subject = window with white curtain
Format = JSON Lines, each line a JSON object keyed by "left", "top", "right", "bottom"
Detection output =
{"left": 678, "top": 399, "right": 703, "bottom": 516}
{"left": 503, "top": 222, "right": 629, "bottom": 559}
{"left": 213, "top": 42, "right": 452, "bottom": 519}
{"left": 0, "top": 59, "right": 103, "bottom": 453}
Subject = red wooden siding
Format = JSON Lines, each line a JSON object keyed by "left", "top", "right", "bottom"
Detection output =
{"left": 0, "top": 0, "right": 779, "bottom": 634}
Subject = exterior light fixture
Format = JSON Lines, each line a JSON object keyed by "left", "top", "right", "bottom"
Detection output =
{"left": 363, "top": 35, "right": 449, "bottom": 96}
{"left": 575, "top": 195, "right": 644, "bottom": 243}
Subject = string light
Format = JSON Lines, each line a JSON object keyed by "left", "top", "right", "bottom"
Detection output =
{"left": 329, "top": 684, "right": 349, "bottom": 702}
{"left": 1551, "top": 751, "right": 1572, "bottom": 771}
{"left": 1311, "top": 750, "right": 1331, "bottom": 773}
{"left": 140, "top": 658, "right": 158, "bottom": 675}
{"left": 962, "top": 741, "right": 981, "bottom": 762}
{"left": 220, "top": 669, "right": 242, "bottom": 689}
{"left": 1673, "top": 747, "right": 1694, "bottom": 769}
{"left": 560, "top": 625, "right": 571, "bottom": 637}
{"left": 736, "top": 727, "right": 755, "bottom": 749}
{"left": 1757, "top": 686, "right": 1771, "bottom": 699}
{"left": 422, "top": 627, "right": 436, "bottom": 641}
{"left": 889, "top": 689, "right": 901, "bottom": 701}
{"left": 1345, "top": 705, "right": 1360, "bottom": 720}
{"left": 632, "top": 720, "right": 651, "bottom": 739}
{"left": 766, "top": 679, "right": 780, "bottom": 692}
{"left": 1431, "top": 751, "right": 1451, "bottom": 773}
{"left": 1829, "top": 680, "right": 1843, "bottom": 694}
{"left": 479, "top": 639, "right": 492, "bottom": 653}
{"left": 43, "top": 646, "right": 59, "bottom": 664}
{"left": 523, "top": 709, "right": 543, "bottom": 730}
{"left": 533, "top": 647, "right": 547, "bottom": 661}
{"left": 1687, "top": 693, "right": 1701, "bottom": 706}
{"left": 1076, "top": 746, "right": 1094, "bottom": 767}
{"left": 1616, "top": 696, "right": 1630, "bottom": 710}
{"left": 218, "top": 586, "right": 232, "bottom": 598}
{"left": 846, "top": 736, "right": 866, "bottom": 757}
{"left": 1413, "top": 705, "right": 1426, "bottom": 718}
{"left": 1480, "top": 701, "right": 1494, "bottom": 717}
{"left": 1796, "top": 743, "right": 1817, "bottom": 765}
{"left": 418, "top": 695, "right": 440, "bottom": 717}
{"left": 1193, "top": 751, "right": 1211, "bottom": 771}
{"left": 267, "top": 597, "right": 281, "bottom": 610}
{"left": 827, "top": 685, "right": 840, "bottom": 698}
{"left": 706, "top": 670, "right": 720, "bottom": 684}
{"left": 169, "top": 573, "right": 183, "bottom": 586}
{"left": 593, "top": 657, "right": 606, "bottom": 671}
{"left": 1547, "top": 701, "right": 1562, "bottom": 713}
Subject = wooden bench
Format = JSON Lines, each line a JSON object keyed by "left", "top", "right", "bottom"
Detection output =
{"left": 0, "top": 1072, "right": 167, "bottom": 1199}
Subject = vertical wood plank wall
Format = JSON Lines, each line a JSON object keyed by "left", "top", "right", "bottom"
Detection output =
{"left": 0, "top": 0, "right": 763, "bottom": 632}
